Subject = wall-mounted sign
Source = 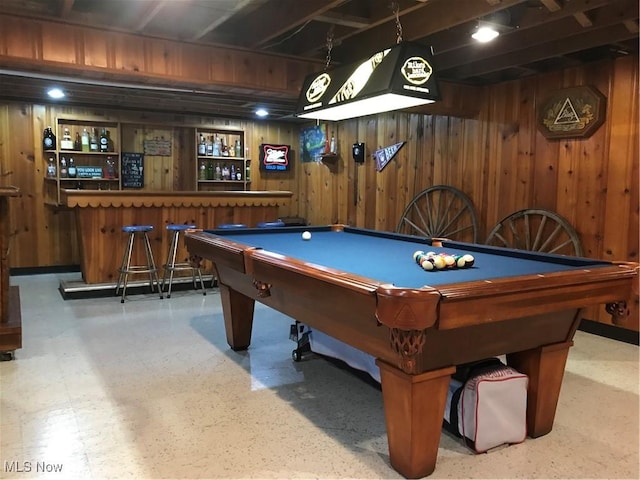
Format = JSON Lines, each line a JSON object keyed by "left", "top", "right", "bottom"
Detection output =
{"left": 537, "top": 86, "right": 606, "bottom": 139}
{"left": 121, "top": 153, "right": 144, "bottom": 188}
{"left": 259, "top": 144, "right": 291, "bottom": 171}
{"left": 300, "top": 124, "right": 327, "bottom": 163}
{"left": 374, "top": 142, "right": 405, "bottom": 172}
{"left": 143, "top": 138, "right": 172, "bottom": 156}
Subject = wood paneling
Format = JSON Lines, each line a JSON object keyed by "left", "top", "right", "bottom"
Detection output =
{"left": 0, "top": 56, "right": 636, "bottom": 330}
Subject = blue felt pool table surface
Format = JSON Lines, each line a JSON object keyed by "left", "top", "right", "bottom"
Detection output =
{"left": 203, "top": 225, "right": 609, "bottom": 289}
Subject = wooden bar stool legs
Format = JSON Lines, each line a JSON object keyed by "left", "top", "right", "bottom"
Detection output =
{"left": 115, "top": 225, "right": 163, "bottom": 303}
{"left": 162, "top": 224, "right": 206, "bottom": 298}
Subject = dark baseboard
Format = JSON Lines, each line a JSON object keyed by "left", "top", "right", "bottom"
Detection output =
{"left": 579, "top": 319, "right": 639, "bottom": 346}
{"left": 10, "top": 265, "right": 80, "bottom": 276}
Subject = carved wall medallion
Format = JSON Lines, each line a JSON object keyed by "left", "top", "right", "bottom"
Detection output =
{"left": 537, "top": 86, "right": 606, "bottom": 139}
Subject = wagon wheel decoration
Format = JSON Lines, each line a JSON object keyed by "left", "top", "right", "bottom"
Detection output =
{"left": 485, "top": 208, "right": 583, "bottom": 256}
{"left": 396, "top": 185, "right": 479, "bottom": 243}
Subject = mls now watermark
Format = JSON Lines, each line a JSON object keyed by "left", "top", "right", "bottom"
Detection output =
{"left": 4, "top": 461, "right": 64, "bottom": 473}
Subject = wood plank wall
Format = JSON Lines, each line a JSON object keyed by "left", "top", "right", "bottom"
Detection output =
{"left": 0, "top": 56, "right": 637, "bottom": 329}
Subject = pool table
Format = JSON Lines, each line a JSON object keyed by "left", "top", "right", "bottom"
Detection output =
{"left": 184, "top": 224, "right": 638, "bottom": 479}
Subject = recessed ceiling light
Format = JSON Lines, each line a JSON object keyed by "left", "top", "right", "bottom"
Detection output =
{"left": 47, "top": 87, "right": 65, "bottom": 99}
{"left": 471, "top": 26, "right": 499, "bottom": 43}
{"left": 255, "top": 108, "right": 269, "bottom": 117}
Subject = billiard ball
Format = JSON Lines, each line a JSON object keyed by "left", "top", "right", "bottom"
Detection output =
{"left": 420, "top": 258, "right": 435, "bottom": 271}
{"left": 432, "top": 255, "right": 446, "bottom": 270}
{"left": 443, "top": 254, "right": 456, "bottom": 267}
{"left": 302, "top": 231, "right": 312, "bottom": 240}
{"left": 413, "top": 250, "right": 425, "bottom": 262}
{"left": 462, "top": 254, "right": 475, "bottom": 267}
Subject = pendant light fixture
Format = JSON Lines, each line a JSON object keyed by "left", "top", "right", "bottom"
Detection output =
{"left": 295, "top": 3, "right": 440, "bottom": 121}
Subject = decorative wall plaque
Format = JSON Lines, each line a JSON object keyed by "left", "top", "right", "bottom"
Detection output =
{"left": 537, "top": 86, "right": 606, "bottom": 139}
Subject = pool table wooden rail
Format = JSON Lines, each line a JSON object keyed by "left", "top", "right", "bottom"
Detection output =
{"left": 184, "top": 228, "right": 638, "bottom": 479}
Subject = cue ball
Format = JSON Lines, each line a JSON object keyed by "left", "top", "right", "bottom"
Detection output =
{"left": 302, "top": 231, "right": 312, "bottom": 240}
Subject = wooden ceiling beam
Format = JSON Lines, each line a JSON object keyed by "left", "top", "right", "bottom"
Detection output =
{"left": 132, "top": 0, "right": 168, "bottom": 32}
{"left": 329, "top": 0, "right": 526, "bottom": 63}
{"left": 573, "top": 12, "right": 593, "bottom": 27}
{"left": 539, "top": 0, "right": 562, "bottom": 12}
{"left": 441, "top": 24, "right": 637, "bottom": 79}
{"left": 435, "top": 0, "right": 636, "bottom": 70}
{"left": 191, "top": 0, "right": 256, "bottom": 41}
{"left": 314, "top": 12, "right": 371, "bottom": 29}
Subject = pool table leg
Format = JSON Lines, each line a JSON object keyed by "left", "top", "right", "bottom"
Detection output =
{"left": 219, "top": 284, "right": 255, "bottom": 351}
{"left": 507, "top": 340, "right": 572, "bottom": 438}
{"left": 376, "top": 360, "right": 455, "bottom": 479}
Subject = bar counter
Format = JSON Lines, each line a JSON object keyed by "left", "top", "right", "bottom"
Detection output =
{"left": 62, "top": 190, "right": 293, "bottom": 284}
{"left": 1, "top": 186, "right": 21, "bottom": 359}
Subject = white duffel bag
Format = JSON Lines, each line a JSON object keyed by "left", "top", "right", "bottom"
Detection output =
{"left": 443, "top": 358, "right": 529, "bottom": 453}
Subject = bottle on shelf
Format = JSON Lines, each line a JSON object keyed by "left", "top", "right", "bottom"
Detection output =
{"left": 221, "top": 136, "right": 229, "bottom": 156}
{"left": 43, "top": 126, "right": 56, "bottom": 151}
{"left": 198, "top": 134, "right": 206, "bottom": 156}
{"left": 74, "top": 132, "right": 82, "bottom": 151}
{"left": 206, "top": 159, "right": 214, "bottom": 180}
{"left": 61, "top": 127, "right": 74, "bottom": 150}
{"left": 106, "top": 130, "right": 115, "bottom": 151}
{"left": 60, "top": 157, "right": 68, "bottom": 178}
{"left": 222, "top": 164, "right": 230, "bottom": 180}
{"left": 90, "top": 128, "right": 99, "bottom": 152}
{"left": 99, "top": 128, "right": 109, "bottom": 152}
{"left": 234, "top": 140, "right": 242, "bottom": 158}
{"left": 212, "top": 135, "right": 220, "bottom": 156}
{"left": 67, "top": 157, "right": 77, "bottom": 178}
{"left": 199, "top": 160, "right": 206, "bottom": 180}
{"left": 46, "top": 156, "right": 57, "bottom": 178}
{"left": 330, "top": 133, "right": 336, "bottom": 154}
{"left": 230, "top": 164, "right": 236, "bottom": 179}
{"left": 81, "top": 128, "right": 90, "bottom": 152}
{"left": 206, "top": 136, "right": 214, "bottom": 156}
{"left": 245, "top": 161, "right": 251, "bottom": 182}
{"left": 235, "top": 167, "right": 242, "bottom": 181}
{"left": 214, "top": 162, "right": 221, "bottom": 180}
{"left": 105, "top": 156, "right": 116, "bottom": 179}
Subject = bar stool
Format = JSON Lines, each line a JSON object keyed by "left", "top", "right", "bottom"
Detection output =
{"left": 115, "top": 225, "right": 163, "bottom": 303}
{"left": 162, "top": 224, "right": 206, "bottom": 298}
{"left": 257, "top": 220, "right": 285, "bottom": 228}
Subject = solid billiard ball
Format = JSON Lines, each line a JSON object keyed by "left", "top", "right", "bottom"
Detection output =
{"left": 462, "top": 254, "right": 475, "bottom": 267}
{"left": 443, "top": 254, "right": 456, "bottom": 267}
{"left": 302, "top": 231, "right": 312, "bottom": 240}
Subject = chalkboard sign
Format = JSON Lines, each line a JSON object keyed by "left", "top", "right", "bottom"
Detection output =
{"left": 121, "top": 153, "right": 144, "bottom": 188}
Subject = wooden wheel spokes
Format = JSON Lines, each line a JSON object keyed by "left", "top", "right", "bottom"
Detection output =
{"left": 396, "top": 186, "right": 479, "bottom": 243}
{"left": 486, "top": 209, "right": 583, "bottom": 257}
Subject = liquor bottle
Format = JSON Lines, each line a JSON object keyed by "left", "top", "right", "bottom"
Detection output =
{"left": 81, "top": 128, "right": 90, "bottom": 152}
{"left": 212, "top": 135, "right": 220, "bottom": 156}
{"left": 43, "top": 126, "right": 56, "bottom": 150}
{"left": 199, "top": 160, "right": 206, "bottom": 180}
{"left": 106, "top": 130, "right": 114, "bottom": 151}
{"left": 235, "top": 168, "right": 242, "bottom": 181}
{"left": 214, "top": 162, "right": 221, "bottom": 180}
{"left": 222, "top": 164, "right": 230, "bottom": 180}
{"left": 47, "top": 157, "right": 57, "bottom": 178}
{"left": 59, "top": 157, "right": 68, "bottom": 178}
{"left": 99, "top": 128, "right": 109, "bottom": 152}
{"left": 245, "top": 161, "right": 251, "bottom": 182}
{"left": 330, "top": 133, "right": 336, "bottom": 154}
{"left": 221, "top": 136, "right": 229, "bottom": 156}
{"left": 230, "top": 164, "right": 236, "bottom": 179}
{"left": 234, "top": 140, "right": 242, "bottom": 158}
{"left": 206, "top": 160, "right": 214, "bottom": 180}
{"left": 67, "top": 157, "right": 77, "bottom": 178}
{"left": 198, "top": 134, "right": 206, "bottom": 156}
{"left": 206, "top": 136, "right": 214, "bottom": 156}
{"left": 74, "top": 132, "right": 82, "bottom": 151}
{"left": 90, "top": 128, "right": 99, "bottom": 151}
{"left": 61, "top": 127, "right": 74, "bottom": 150}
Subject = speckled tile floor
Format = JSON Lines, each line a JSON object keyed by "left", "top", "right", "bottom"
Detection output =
{"left": 1, "top": 273, "right": 638, "bottom": 479}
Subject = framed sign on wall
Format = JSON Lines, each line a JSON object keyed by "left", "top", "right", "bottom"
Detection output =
{"left": 259, "top": 144, "right": 291, "bottom": 171}
{"left": 537, "top": 86, "right": 606, "bottom": 140}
